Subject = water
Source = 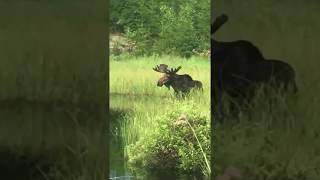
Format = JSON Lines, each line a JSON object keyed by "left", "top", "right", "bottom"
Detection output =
{"left": 109, "top": 107, "right": 134, "bottom": 179}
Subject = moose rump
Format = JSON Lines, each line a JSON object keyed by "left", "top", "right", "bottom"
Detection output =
{"left": 245, "top": 59, "right": 297, "bottom": 92}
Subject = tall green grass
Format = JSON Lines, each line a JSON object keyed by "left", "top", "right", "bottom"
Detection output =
{"left": 110, "top": 55, "right": 211, "bottom": 178}
{"left": 0, "top": 1, "right": 108, "bottom": 179}
{"left": 0, "top": 104, "right": 107, "bottom": 179}
{"left": 110, "top": 55, "right": 210, "bottom": 96}
{"left": 215, "top": 87, "right": 320, "bottom": 179}
{"left": 0, "top": 2, "right": 107, "bottom": 104}
{"left": 110, "top": 55, "right": 210, "bottom": 144}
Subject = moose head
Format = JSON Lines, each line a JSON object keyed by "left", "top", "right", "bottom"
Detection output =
{"left": 153, "top": 64, "right": 183, "bottom": 89}
{"left": 153, "top": 64, "right": 202, "bottom": 94}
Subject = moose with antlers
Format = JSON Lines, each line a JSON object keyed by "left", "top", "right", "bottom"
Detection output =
{"left": 212, "top": 14, "right": 298, "bottom": 119}
{"left": 153, "top": 64, "right": 202, "bottom": 95}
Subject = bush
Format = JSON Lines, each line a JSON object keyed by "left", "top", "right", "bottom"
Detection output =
{"left": 110, "top": 0, "right": 210, "bottom": 57}
{"left": 126, "top": 100, "right": 210, "bottom": 178}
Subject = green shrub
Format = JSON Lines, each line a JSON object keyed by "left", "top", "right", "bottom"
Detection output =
{"left": 126, "top": 100, "right": 210, "bottom": 177}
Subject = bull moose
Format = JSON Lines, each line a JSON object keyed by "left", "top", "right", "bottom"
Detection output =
{"left": 153, "top": 64, "right": 202, "bottom": 95}
{"left": 212, "top": 14, "right": 298, "bottom": 118}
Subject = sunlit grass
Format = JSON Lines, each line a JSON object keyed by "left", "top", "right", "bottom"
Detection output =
{"left": 110, "top": 55, "right": 210, "bottom": 144}
{"left": 110, "top": 55, "right": 211, "bottom": 178}
{"left": 110, "top": 55, "right": 210, "bottom": 97}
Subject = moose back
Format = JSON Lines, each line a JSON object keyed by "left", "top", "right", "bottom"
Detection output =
{"left": 212, "top": 14, "right": 297, "bottom": 105}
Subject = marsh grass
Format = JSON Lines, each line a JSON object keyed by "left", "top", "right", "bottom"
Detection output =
{"left": 0, "top": 1, "right": 107, "bottom": 179}
{"left": 110, "top": 55, "right": 211, "bottom": 178}
{"left": 110, "top": 55, "right": 211, "bottom": 145}
{"left": 215, "top": 86, "right": 320, "bottom": 179}
{"left": 110, "top": 54, "right": 210, "bottom": 96}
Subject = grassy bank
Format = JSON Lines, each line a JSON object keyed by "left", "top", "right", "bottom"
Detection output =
{"left": 110, "top": 55, "right": 211, "bottom": 178}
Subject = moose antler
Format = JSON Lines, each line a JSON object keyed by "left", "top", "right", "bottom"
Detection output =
{"left": 211, "top": 14, "right": 228, "bottom": 35}
{"left": 166, "top": 66, "right": 182, "bottom": 74}
{"left": 153, "top": 64, "right": 169, "bottom": 73}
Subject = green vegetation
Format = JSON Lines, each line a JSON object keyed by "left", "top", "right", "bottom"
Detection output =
{"left": 110, "top": 0, "right": 210, "bottom": 57}
{"left": 214, "top": 0, "right": 320, "bottom": 179}
{"left": 126, "top": 100, "right": 210, "bottom": 178}
{"left": 110, "top": 1, "right": 210, "bottom": 178}
{"left": 110, "top": 55, "right": 210, "bottom": 96}
{"left": 109, "top": 0, "right": 211, "bottom": 179}
{"left": 0, "top": 2, "right": 107, "bottom": 179}
{"left": 110, "top": 56, "right": 211, "bottom": 179}
{"left": 0, "top": 2, "right": 107, "bottom": 104}
{"left": 0, "top": 104, "right": 107, "bottom": 180}
{"left": 110, "top": 0, "right": 211, "bottom": 178}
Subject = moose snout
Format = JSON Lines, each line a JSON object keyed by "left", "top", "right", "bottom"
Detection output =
{"left": 157, "top": 81, "right": 163, "bottom": 87}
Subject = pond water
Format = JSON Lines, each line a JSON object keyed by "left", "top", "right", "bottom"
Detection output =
{"left": 109, "top": 108, "right": 133, "bottom": 180}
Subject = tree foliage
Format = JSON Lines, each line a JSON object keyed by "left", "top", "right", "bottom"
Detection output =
{"left": 110, "top": 0, "right": 210, "bottom": 57}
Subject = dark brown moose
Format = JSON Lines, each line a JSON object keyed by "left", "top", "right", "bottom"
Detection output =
{"left": 212, "top": 14, "right": 298, "bottom": 119}
{"left": 153, "top": 64, "right": 202, "bottom": 95}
